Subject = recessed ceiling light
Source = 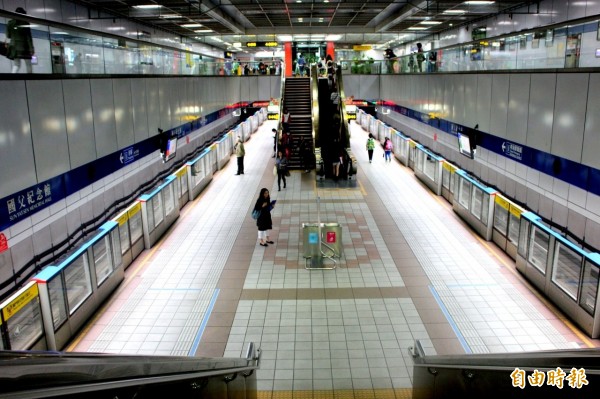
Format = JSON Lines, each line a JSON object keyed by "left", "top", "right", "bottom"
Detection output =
{"left": 464, "top": 1, "right": 495, "bottom": 4}
{"left": 408, "top": 27, "right": 428, "bottom": 30}
{"left": 133, "top": 4, "right": 162, "bottom": 9}
{"left": 420, "top": 21, "right": 442, "bottom": 25}
{"left": 182, "top": 23, "right": 203, "bottom": 28}
{"left": 443, "top": 9, "right": 466, "bottom": 14}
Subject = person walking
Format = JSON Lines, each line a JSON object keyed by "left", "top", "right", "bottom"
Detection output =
{"left": 272, "top": 128, "right": 278, "bottom": 157}
{"left": 234, "top": 136, "right": 245, "bottom": 175}
{"left": 6, "top": 7, "right": 35, "bottom": 74}
{"left": 254, "top": 188, "right": 275, "bottom": 247}
{"left": 275, "top": 150, "right": 288, "bottom": 191}
{"left": 298, "top": 137, "right": 312, "bottom": 173}
{"left": 384, "top": 137, "right": 393, "bottom": 162}
{"left": 366, "top": 133, "right": 376, "bottom": 163}
{"left": 282, "top": 108, "right": 291, "bottom": 132}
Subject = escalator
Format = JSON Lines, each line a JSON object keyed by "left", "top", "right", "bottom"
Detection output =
{"left": 281, "top": 77, "right": 313, "bottom": 170}
{"left": 0, "top": 343, "right": 260, "bottom": 399}
{"left": 314, "top": 64, "right": 356, "bottom": 180}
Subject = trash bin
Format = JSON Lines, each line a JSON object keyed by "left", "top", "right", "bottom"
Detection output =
{"left": 321, "top": 223, "right": 342, "bottom": 258}
{"left": 302, "top": 223, "right": 320, "bottom": 259}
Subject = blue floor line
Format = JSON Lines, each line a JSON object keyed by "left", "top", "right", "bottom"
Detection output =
{"left": 188, "top": 288, "right": 220, "bottom": 357}
{"left": 428, "top": 285, "right": 472, "bottom": 354}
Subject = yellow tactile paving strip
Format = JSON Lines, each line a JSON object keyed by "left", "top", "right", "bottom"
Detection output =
{"left": 258, "top": 389, "right": 412, "bottom": 399}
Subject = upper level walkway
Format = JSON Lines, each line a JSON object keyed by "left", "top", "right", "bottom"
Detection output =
{"left": 68, "top": 118, "right": 598, "bottom": 398}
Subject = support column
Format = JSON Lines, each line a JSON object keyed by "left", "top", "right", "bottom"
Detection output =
{"left": 326, "top": 42, "right": 335, "bottom": 61}
{"left": 284, "top": 42, "right": 293, "bottom": 77}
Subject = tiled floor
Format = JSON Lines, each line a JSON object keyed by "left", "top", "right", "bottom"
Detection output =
{"left": 69, "top": 117, "right": 597, "bottom": 398}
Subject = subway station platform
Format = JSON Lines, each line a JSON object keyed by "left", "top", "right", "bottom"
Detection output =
{"left": 69, "top": 118, "right": 597, "bottom": 398}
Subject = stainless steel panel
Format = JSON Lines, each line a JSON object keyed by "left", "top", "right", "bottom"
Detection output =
{"left": 552, "top": 73, "right": 587, "bottom": 162}
{"left": 489, "top": 74, "right": 509, "bottom": 138}
{"left": 63, "top": 80, "right": 96, "bottom": 169}
{"left": 527, "top": 73, "right": 556, "bottom": 153}
{"left": 258, "top": 77, "right": 271, "bottom": 101}
{"left": 90, "top": 79, "right": 117, "bottom": 158}
{"left": 271, "top": 76, "right": 280, "bottom": 99}
{"left": 9, "top": 235, "right": 33, "bottom": 277}
{"left": 506, "top": 74, "right": 530, "bottom": 144}
{"left": 158, "top": 78, "right": 172, "bottom": 130}
{"left": 145, "top": 78, "right": 160, "bottom": 137}
{"left": 360, "top": 75, "right": 380, "bottom": 100}
{"left": 65, "top": 207, "right": 82, "bottom": 236}
{"left": 171, "top": 78, "right": 183, "bottom": 124}
{"left": 49, "top": 215, "right": 68, "bottom": 247}
{"left": 567, "top": 208, "right": 586, "bottom": 239}
{"left": 32, "top": 225, "right": 52, "bottom": 255}
{"left": 342, "top": 75, "right": 359, "bottom": 99}
{"left": 443, "top": 76, "right": 454, "bottom": 123}
{"left": 0, "top": 81, "right": 37, "bottom": 195}
{"left": 584, "top": 84, "right": 600, "bottom": 167}
{"left": 27, "top": 80, "right": 70, "bottom": 182}
{"left": 552, "top": 0, "right": 569, "bottom": 21}
{"left": 475, "top": 75, "right": 492, "bottom": 133}
{"left": 452, "top": 75, "right": 465, "bottom": 123}
{"left": 240, "top": 77, "right": 250, "bottom": 101}
{"left": 586, "top": 0, "right": 600, "bottom": 15}
{"left": 463, "top": 75, "right": 478, "bottom": 128}
{"left": 112, "top": 79, "right": 135, "bottom": 148}
{"left": 248, "top": 77, "right": 259, "bottom": 102}
{"left": 585, "top": 218, "right": 600, "bottom": 250}
{"left": 130, "top": 79, "right": 149, "bottom": 142}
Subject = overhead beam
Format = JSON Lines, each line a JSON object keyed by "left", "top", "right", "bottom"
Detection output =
{"left": 195, "top": 0, "right": 249, "bottom": 34}
{"left": 372, "top": 1, "right": 430, "bottom": 33}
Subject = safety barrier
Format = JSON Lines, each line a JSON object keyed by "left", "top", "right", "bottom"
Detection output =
{"left": 112, "top": 201, "right": 145, "bottom": 270}
{"left": 414, "top": 144, "right": 444, "bottom": 196}
{"left": 0, "top": 109, "right": 267, "bottom": 351}
{"left": 139, "top": 175, "right": 180, "bottom": 249}
{"left": 453, "top": 170, "right": 497, "bottom": 241}
{"left": 23, "top": 221, "right": 123, "bottom": 351}
{"left": 517, "top": 212, "right": 600, "bottom": 338}
{"left": 355, "top": 107, "right": 600, "bottom": 338}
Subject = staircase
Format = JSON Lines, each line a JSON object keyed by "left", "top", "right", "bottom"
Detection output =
{"left": 282, "top": 77, "right": 313, "bottom": 170}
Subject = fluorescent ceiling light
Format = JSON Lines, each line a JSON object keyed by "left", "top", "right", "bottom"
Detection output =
{"left": 160, "top": 14, "right": 181, "bottom": 19}
{"left": 134, "top": 4, "right": 162, "bottom": 9}
{"left": 325, "top": 34, "right": 342, "bottom": 41}
{"left": 443, "top": 9, "right": 466, "bottom": 14}
{"left": 408, "top": 27, "right": 428, "bottom": 30}
{"left": 420, "top": 21, "right": 442, "bottom": 25}
{"left": 295, "top": 34, "right": 309, "bottom": 37}
{"left": 278, "top": 35, "right": 293, "bottom": 41}
{"left": 311, "top": 34, "right": 326, "bottom": 38}
{"left": 182, "top": 23, "right": 203, "bottom": 27}
{"left": 194, "top": 29, "right": 212, "bottom": 33}
{"left": 107, "top": 26, "right": 125, "bottom": 31}
{"left": 464, "top": 1, "right": 495, "bottom": 4}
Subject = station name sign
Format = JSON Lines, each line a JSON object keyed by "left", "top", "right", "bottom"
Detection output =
{"left": 246, "top": 41, "right": 278, "bottom": 47}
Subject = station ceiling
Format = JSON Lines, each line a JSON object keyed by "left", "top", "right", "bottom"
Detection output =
{"left": 77, "top": 0, "right": 536, "bottom": 51}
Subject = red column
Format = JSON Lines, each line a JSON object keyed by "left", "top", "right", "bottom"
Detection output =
{"left": 326, "top": 42, "right": 335, "bottom": 61}
{"left": 284, "top": 42, "right": 293, "bottom": 77}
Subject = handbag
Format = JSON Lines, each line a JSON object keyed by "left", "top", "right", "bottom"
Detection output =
{"left": 251, "top": 209, "right": 261, "bottom": 220}
{"left": 273, "top": 166, "right": 277, "bottom": 176}
{"left": 0, "top": 43, "right": 8, "bottom": 58}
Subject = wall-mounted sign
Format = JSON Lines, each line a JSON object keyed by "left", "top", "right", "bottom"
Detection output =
{"left": 352, "top": 45, "right": 372, "bottom": 51}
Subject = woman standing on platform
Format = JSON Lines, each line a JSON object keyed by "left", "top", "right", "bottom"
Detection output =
{"left": 254, "top": 188, "right": 275, "bottom": 247}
